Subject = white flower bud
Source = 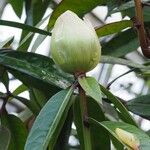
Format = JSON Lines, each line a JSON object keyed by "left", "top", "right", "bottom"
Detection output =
{"left": 51, "top": 10, "right": 101, "bottom": 74}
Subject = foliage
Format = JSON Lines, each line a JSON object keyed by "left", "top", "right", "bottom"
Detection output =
{"left": 0, "top": 0, "right": 150, "bottom": 150}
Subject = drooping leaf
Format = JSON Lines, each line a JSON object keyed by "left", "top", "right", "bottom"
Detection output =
{"left": 48, "top": 0, "right": 106, "bottom": 30}
{"left": 90, "top": 120, "right": 150, "bottom": 150}
{"left": 25, "top": 87, "right": 74, "bottom": 150}
{"left": 96, "top": 20, "right": 133, "bottom": 37}
{"left": 78, "top": 76, "right": 102, "bottom": 104}
{"left": 0, "top": 126, "right": 11, "bottom": 150}
{"left": 100, "top": 85, "right": 137, "bottom": 126}
{"left": 0, "top": 36, "right": 14, "bottom": 48}
{"left": 0, "top": 20, "right": 51, "bottom": 36}
{"left": 127, "top": 94, "right": 150, "bottom": 120}
{"left": 0, "top": 50, "right": 71, "bottom": 92}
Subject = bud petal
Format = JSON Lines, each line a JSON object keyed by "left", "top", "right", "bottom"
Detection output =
{"left": 115, "top": 128, "right": 140, "bottom": 150}
{"left": 51, "top": 10, "right": 101, "bottom": 74}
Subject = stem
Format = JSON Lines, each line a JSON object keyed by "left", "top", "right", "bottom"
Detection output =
{"left": 79, "top": 85, "right": 92, "bottom": 150}
{"left": 134, "top": 0, "right": 150, "bottom": 58}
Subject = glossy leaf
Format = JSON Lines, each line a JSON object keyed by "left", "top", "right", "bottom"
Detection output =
{"left": 78, "top": 76, "right": 102, "bottom": 104}
{"left": 0, "top": 20, "right": 51, "bottom": 36}
{"left": 48, "top": 0, "right": 105, "bottom": 30}
{"left": 96, "top": 20, "right": 133, "bottom": 37}
{"left": 90, "top": 119, "right": 150, "bottom": 150}
{"left": 102, "top": 29, "right": 139, "bottom": 57}
{"left": 0, "top": 50, "right": 71, "bottom": 92}
{"left": 25, "top": 87, "right": 74, "bottom": 150}
{"left": 0, "top": 126, "right": 11, "bottom": 150}
{"left": 127, "top": 94, "right": 150, "bottom": 120}
{"left": 87, "top": 98, "right": 110, "bottom": 150}
{"left": 100, "top": 85, "right": 137, "bottom": 126}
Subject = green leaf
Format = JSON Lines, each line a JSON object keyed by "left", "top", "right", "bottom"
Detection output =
{"left": 48, "top": 0, "right": 105, "bottom": 30}
{"left": 0, "top": 65, "right": 9, "bottom": 89}
{"left": 0, "top": 126, "right": 11, "bottom": 150}
{"left": 54, "top": 107, "right": 73, "bottom": 150}
{"left": 87, "top": 98, "right": 110, "bottom": 150}
{"left": 0, "top": 50, "right": 71, "bottom": 91}
{"left": 90, "top": 120, "right": 150, "bottom": 150}
{"left": 1, "top": 112, "right": 27, "bottom": 150}
{"left": 127, "top": 94, "right": 150, "bottom": 120}
{"left": 78, "top": 76, "right": 102, "bottom": 104}
{"left": 100, "top": 85, "right": 137, "bottom": 126}
{"left": 8, "top": 0, "right": 23, "bottom": 18}
{"left": 0, "top": 36, "right": 14, "bottom": 48}
{"left": 0, "top": 20, "right": 51, "bottom": 36}
{"left": 102, "top": 29, "right": 139, "bottom": 57}
{"left": 96, "top": 20, "right": 133, "bottom": 37}
{"left": 73, "top": 97, "right": 91, "bottom": 150}
{"left": 17, "top": 14, "right": 50, "bottom": 51}
{"left": 101, "top": 55, "right": 146, "bottom": 69}
{"left": 25, "top": 87, "right": 74, "bottom": 150}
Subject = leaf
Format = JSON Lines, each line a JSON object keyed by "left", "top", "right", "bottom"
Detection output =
{"left": 0, "top": 36, "right": 14, "bottom": 48}
{"left": 78, "top": 76, "right": 102, "bottom": 104}
{"left": 0, "top": 50, "right": 71, "bottom": 92}
{"left": 96, "top": 20, "right": 133, "bottom": 37}
{"left": 54, "top": 107, "right": 73, "bottom": 150}
{"left": 100, "top": 85, "right": 137, "bottom": 126}
{"left": 101, "top": 55, "right": 146, "bottom": 69}
{"left": 127, "top": 94, "right": 150, "bottom": 120}
{"left": 8, "top": 0, "right": 23, "bottom": 18}
{"left": 48, "top": 0, "right": 105, "bottom": 30}
{"left": 87, "top": 98, "right": 110, "bottom": 150}
{"left": 17, "top": 13, "right": 50, "bottom": 51}
{"left": 90, "top": 120, "right": 150, "bottom": 150}
{"left": 73, "top": 96, "right": 92, "bottom": 150}
{"left": 25, "top": 87, "right": 74, "bottom": 150}
{"left": 0, "top": 126, "right": 11, "bottom": 150}
{"left": 0, "top": 112, "right": 28, "bottom": 150}
{"left": 102, "top": 29, "right": 139, "bottom": 57}
{"left": 0, "top": 20, "right": 51, "bottom": 36}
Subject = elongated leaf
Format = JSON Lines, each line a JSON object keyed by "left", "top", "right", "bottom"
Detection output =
{"left": 127, "top": 94, "right": 150, "bottom": 120}
{"left": 48, "top": 0, "right": 105, "bottom": 30}
{"left": 102, "top": 29, "right": 139, "bottom": 57}
{"left": 100, "top": 85, "right": 137, "bottom": 126}
{"left": 101, "top": 55, "right": 146, "bottom": 69}
{"left": 73, "top": 97, "right": 91, "bottom": 150}
{"left": 0, "top": 50, "right": 71, "bottom": 92}
{"left": 96, "top": 20, "right": 133, "bottom": 37}
{"left": 87, "top": 98, "right": 110, "bottom": 150}
{"left": 0, "top": 126, "right": 11, "bottom": 150}
{"left": 1, "top": 111, "right": 27, "bottom": 150}
{"left": 54, "top": 107, "right": 73, "bottom": 150}
{"left": 18, "top": 14, "right": 50, "bottom": 51}
{"left": 78, "top": 76, "right": 102, "bottom": 104}
{"left": 0, "top": 20, "right": 51, "bottom": 36}
{"left": 8, "top": 0, "right": 23, "bottom": 18}
{"left": 25, "top": 87, "right": 74, "bottom": 150}
{"left": 90, "top": 119, "right": 150, "bottom": 150}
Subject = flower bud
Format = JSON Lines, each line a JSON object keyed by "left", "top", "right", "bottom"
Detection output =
{"left": 51, "top": 10, "right": 101, "bottom": 74}
{"left": 115, "top": 128, "right": 140, "bottom": 150}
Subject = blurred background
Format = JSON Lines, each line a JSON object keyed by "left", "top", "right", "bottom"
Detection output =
{"left": 0, "top": 0, "right": 150, "bottom": 137}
